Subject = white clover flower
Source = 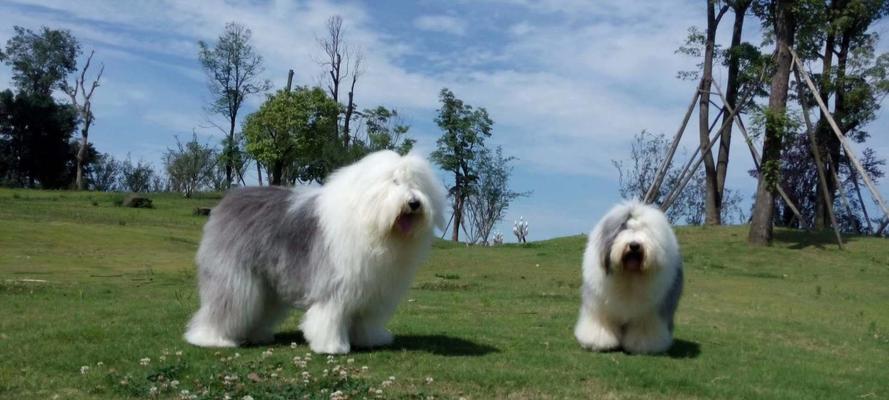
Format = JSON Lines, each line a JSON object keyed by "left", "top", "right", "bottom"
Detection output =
{"left": 139, "top": 357, "right": 151, "bottom": 366}
{"left": 96, "top": 361, "right": 104, "bottom": 367}
{"left": 361, "top": 365, "right": 368, "bottom": 371}
{"left": 149, "top": 386, "right": 158, "bottom": 396}
{"left": 233, "top": 352, "right": 240, "bottom": 358}
{"left": 425, "top": 376, "right": 434, "bottom": 384}
{"left": 175, "top": 351, "right": 183, "bottom": 356}
{"left": 290, "top": 342, "right": 298, "bottom": 349}
{"left": 170, "top": 380, "right": 180, "bottom": 388}
{"left": 346, "top": 358, "right": 354, "bottom": 364}
{"left": 242, "top": 396, "right": 254, "bottom": 400}
{"left": 159, "top": 355, "right": 167, "bottom": 361}
{"left": 80, "top": 366, "right": 89, "bottom": 375}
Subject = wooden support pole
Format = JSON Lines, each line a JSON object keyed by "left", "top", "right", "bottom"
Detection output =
{"left": 711, "top": 80, "right": 806, "bottom": 227}
{"left": 660, "top": 81, "right": 758, "bottom": 213}
{"left": 791, "top": 49, "right": 889, "bottom": 233}
{"left": 644, "top": 81, "right": 702, "bottom": 203}
{"left": 791, "top": 69, "right": 843, "bottom": 248}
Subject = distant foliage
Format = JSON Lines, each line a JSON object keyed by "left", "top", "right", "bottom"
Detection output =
{"left": 463, "top": 146, "right": 529, "bottom": 245}
{"left": 89, "top": 153, "right": 121, "bottom": 192}
{"left": 120, "top": 157, "right": 158, "bottom": 193}
{"left": 1, "top": 26, "right": 79, "bottom": 97}
{"left": 613, "top": 131, "right": 746, "bottom": 225}
{"left": 164, "top": 134, "right": 218, "bottom": 198}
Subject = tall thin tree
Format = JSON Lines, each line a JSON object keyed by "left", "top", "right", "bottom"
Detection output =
{"left": 62, "top": 49, "right": 103, "bottom": 190}
{"left": 699, "top": 0, "right": 730, "bottom": 225}
{"left": 318, "top": 15, "right": 363, "bottom": 148}
{"left": 198, "top": 22, "right": 270, "bottom": 187}
{"left": 749, "top": 0, "right": 797, "bottom": 245}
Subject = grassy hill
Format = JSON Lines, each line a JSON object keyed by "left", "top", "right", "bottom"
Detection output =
{"left": 1, "top": 189, "right": 888, "bottom": 399}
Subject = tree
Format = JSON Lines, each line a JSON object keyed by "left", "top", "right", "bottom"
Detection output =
{"left": 242, "top": 87, "right": 339, "bottom": 185}
{"left": 120, "top": 157, "right": 157, "bottom": 193}
{"left": 716, "top": 0, "right": 754, "bottom": 213}
{"left": 613, "top": 130, "right": 745, "bottom": 224}
{"left": 698, "top": 1, "right": 730, "bottom": 225}
{"left": 198, "top": 22, "right": 270, "bottom": 187}
{"left": 89, "top": 153, "right": 121, "bottom": 192}
{"left": 360, "top": 106, "right": 415, "bottom": 154}
{"left": 749, "top": 0, "right": 798, "bottom": 246}
{"left": 430, "top": 88, "right": 493, "bottom": 242}
{"left": 463, "top": 146, "right": 529, "bottom": 245}
{"left": 164, "top": 133, "right": 218, "bottom": 198}
{"left": 0, "top": 89, "right": 77, "bottom": 188}
{"left": 61, "top": 50, "right": 104, "bottom": 190}
{"left": 318, "top": 15, "right": 363, "bottom": 147}
{"left": 0, "top": 26, "right": 79, "bottom": 98}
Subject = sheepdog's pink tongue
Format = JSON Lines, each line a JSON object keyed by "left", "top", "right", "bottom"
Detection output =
{"left": 623, "top": 253, "right": 643, "bottom": 272}
{"left": 396, "top": 214, "right": 415, "bottom": 234}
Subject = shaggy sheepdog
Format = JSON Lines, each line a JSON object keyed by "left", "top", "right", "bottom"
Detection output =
{"left": 184, "top": 150, "right": 446, "bottom": 354}
{"left": 574, "top": 200, "right": 683, "bottom": 354}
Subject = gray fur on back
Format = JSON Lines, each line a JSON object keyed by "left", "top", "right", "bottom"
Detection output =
{"left": 197, "top": 186, "right": 322, "bottom": 307}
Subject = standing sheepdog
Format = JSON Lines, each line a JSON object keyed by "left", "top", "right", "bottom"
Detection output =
{"left": 574, "top": 200, "right": 683, "bottom": 354}
{"left": 184, "top": 150, "right": 446, "bottom": 354}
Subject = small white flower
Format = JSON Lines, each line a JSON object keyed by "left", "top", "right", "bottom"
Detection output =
{"left": 290, "top": 342, "right": 298, "bottom": 349}
{"left": 175, "top": 351, "right": 183, "bottom": 356}
{"left": 80, "top": 366, "right": 90, "bottom": 374}
{"left": 170, "top": 380, "right": 180, "bottom": 388}
{"left": 96, "top": 362, "right": 104, "bottom": 367}
{"left": 233, "top": 352, "right": 240, "bottom": 358}
{"left": 361, "top": 365, "right": 368, "bottom": 371}
{"left": 425, "top": 376, "right": 434, "bottom": 384}
{"left": 346, "top": 358, "right": 354, "bottom": 364}
{"left": 149, "top": 386, "right": 158, "bottom": 395}
{"left": 159, "top": 355, "right": 167, "bottom": 361}
{"left": 242, "top": 396, "right": 254, "bottom": 400}
{"left": 139, "top": 357, "right": 151, "bottom": 366}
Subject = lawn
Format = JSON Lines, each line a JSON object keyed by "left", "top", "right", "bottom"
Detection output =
{"left": 1, "top": 188, "right": 887, "bottom": 399}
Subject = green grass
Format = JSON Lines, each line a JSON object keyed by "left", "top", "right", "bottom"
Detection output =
{"left": 1, "top": 188, "right": 888, "bottom": 399}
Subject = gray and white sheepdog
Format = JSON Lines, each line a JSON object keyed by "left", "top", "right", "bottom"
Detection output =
{"left": 184, "top": 150, "right": 446, "bottom": 354}
{"left": 574, "top": 200, "right": 683, "bottom": 354}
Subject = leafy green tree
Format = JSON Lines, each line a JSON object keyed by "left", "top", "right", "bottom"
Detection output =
{"left": 430, "top": 88, "right": 493, "bottom": 242}
{"left": 361, "top": 106, "right": 415, "bottom": 155}
{"left": 120, "top": 157, "right": 157, "bottom": 193}
{"left": 0, "top": 26, "right": 79, "bottom": 97}
{"left": 242, "top": 87, "right": 339, "bottom": 185}
{"left": 198, "top": 22, "right": 270, "bottom": 187}
{"left": 0, "top": 89, "right": 77, "bottom": 188}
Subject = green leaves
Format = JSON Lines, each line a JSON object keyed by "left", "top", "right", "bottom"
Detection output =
{"left": 242, "top": 87, "right": 339, "bottom": 185}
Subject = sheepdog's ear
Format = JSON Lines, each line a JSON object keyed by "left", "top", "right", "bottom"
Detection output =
{"left": 597, "top": 207, "right": 629, "bottom": 275}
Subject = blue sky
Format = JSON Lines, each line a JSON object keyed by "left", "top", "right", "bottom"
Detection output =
{"left": 2, "top": 0, "right": 888, "bottom": 241}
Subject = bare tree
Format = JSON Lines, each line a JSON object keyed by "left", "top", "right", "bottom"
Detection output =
{"left": 318, "top": 15, "right": 363, "bottom": 147}
{"left": 462, "top": 146, "right": 529, "bottom": 245}
{"left": 61, "top": 49, "right": 103, "bottom": 190}
{"left": 198, "top": 22, "right": 270, "bottom": 187}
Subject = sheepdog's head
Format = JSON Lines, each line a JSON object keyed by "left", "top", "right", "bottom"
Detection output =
{"left": 321, "top": 150, "right": 446, "bottom": 241}
{"left": 596, "top": 200, "right": 679, "bottom": 275}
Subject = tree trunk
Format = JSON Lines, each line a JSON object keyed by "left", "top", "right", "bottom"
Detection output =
{"left": 452, "top": 181, "right": 462, "bottom": 242}
{"left": 75, "top": 126, "right": 89, "bottom": 190}
{"left": 271, "top": 160, "right": 283, "bottom": 186}
{"left": 699, "top": 1, "right": 724, "bottom": 225}
{"left": 256, "top": 162, "right": 263, "bottom": 186}
{"left": 813, "top": 7, "right": 837, "bottom": 229}
{"left": 749, "top": 0, "right": 795, "bottom": 246}
{"left": 716, "top": 1, "right": 749, "bottom": 200}
{"left": 226, "top": 118, "right": 235, "bottom": 187}
{"left": 343, "top": 74, "right": 357, "bottom": 147}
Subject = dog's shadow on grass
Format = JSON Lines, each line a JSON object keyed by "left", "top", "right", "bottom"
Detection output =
{"left": 269, "top": 331, "right": 499, "bottom": 357}
{"left": 664, "top": 338, "right": 700, "bottom": 359}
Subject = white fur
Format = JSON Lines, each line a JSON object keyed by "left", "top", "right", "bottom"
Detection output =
{"left": 574, "top": 200, "right": 683, "bottom": 354}
{"left": 184, "top": 150, "right": 446, "bottom": 354}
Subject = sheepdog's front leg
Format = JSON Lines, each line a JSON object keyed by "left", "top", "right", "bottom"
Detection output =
{"left": 621, "top": 313, "right": 672, "bottom": 354}
{"left": 300, "top": 301, "right": 350, "bottom": 354}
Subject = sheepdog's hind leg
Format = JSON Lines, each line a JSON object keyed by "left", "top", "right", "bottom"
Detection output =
{"left": 300, "top": 301, "right": 350, "bottom": 354}
{"left": 621, "top": 313, "right": 673, "bottom": 354}
{"left": 184, "top": 265, "right": 267, "bottom": 348}
{"left": 574, "top": 306, "right": 621, "bottom": 351}
{"left": 247, "top": 295, "right": 291, "bottom": 345}
{"left": 350, "top": 305, "right": 396, "bottom": 348}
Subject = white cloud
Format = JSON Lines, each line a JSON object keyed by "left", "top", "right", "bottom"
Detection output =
{"left": 413, "top": 15, "right": 467, "bottom": 36}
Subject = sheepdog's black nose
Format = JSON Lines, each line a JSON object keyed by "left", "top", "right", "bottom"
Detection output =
{"left": 628, "top": 242, "right": 641, "bottom": 252}
{"left": 408, "top": 199, "right": 421, "bottom": 211}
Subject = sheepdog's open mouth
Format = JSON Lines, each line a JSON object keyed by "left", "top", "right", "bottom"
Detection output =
{"left": 621, "top": 250, "right": 644, "bottom": 272}
{"left": 395, "top": 212, "right": 419, "bottom": 235}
